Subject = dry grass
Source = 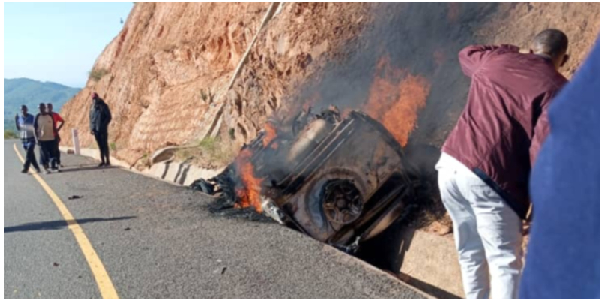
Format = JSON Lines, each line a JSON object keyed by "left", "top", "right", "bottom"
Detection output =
{"left": 135, "top": 153, "right": 152, "bottom": 171}
{"left": 174, "top": 137, "right": 237, "bottom": 169}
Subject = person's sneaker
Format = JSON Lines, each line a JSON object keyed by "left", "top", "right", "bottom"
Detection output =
{"left": 98, "top": 162, "right": 105, "bottom": 167}
{"left": 104, "top": 162, "right": 111, "bottom": 167}
{"left": 21, "top": 169, "right": 28, "bottom": 174}
{"left": 45, "top": 169, "right": 51, "bottom": 174}
{"left": 51, "top": 167, "right": 59, "bottom": 171}
{"left": 35, "top": 168, "right": 42, "bottom": 174}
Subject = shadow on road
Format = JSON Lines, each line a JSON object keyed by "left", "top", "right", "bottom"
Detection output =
{"left": 407, "top": 277, "right": 464, "bottom": 299}
{"left": 57, "top": 165, "right": 118, "bottom": 173}
{"left": 4, "top": 216, "right": 136, "bottom": 233}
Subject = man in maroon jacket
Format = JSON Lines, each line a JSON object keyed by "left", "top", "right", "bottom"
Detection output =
{"left": 436, "top": 29, "right": 568, "bottom": 299}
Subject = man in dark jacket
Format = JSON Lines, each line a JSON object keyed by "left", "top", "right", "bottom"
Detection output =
{"left": 89, "top": 92, "right": 112, "bottom": 167}
{"left": 436, "top": 29, "right": 569, "bottom": 299}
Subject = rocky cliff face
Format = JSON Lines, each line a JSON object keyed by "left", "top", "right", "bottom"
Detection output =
{"left": 60, "top": 3, "right": 600, "bottom": 166}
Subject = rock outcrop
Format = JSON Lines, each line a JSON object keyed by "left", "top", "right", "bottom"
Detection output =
{"left": 60, "top": 3, "right": 600, "bottom": 167}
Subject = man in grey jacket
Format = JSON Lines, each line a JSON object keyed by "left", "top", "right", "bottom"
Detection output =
{"left": 89, "top": 92, "right": 112, "bottom": 167}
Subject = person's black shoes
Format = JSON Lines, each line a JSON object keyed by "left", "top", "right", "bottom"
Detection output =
{"left": 98, "top": 162, "right": 105, "bottom": 167}
{"left": 21, "top": 169, "right": 28, "bottom": 174}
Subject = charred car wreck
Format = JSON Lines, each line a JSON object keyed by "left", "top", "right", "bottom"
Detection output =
{"left": 192, "top": 107, "right": 420, "bottom": 253}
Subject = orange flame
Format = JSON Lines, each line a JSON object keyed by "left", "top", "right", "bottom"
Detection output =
{"left": 234, "top": 148, "right": 264, "bottom": 212}
{"left": 262, "top": 122, "right": 277, "bottom": 147}
{"left": 365, "top": 56, "right": 430, "bottom": 146}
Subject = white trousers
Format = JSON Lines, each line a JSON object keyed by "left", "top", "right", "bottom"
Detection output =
{"left": 436, "top": 153, "right": 522, "bottom": 299}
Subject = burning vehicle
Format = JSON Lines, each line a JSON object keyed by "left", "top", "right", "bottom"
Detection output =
{"left": 188, "top": 1, "right": 497, "bottom": 258}
{"left": 192, "top": 106, "right": 421, "bottom": 253}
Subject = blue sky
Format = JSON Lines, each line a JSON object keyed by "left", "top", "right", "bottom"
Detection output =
{"left": 4, "top": 2, "right": 134, "bottom": 88}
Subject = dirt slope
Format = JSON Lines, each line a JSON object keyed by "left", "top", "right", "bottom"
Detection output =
{"left": 60, "top": 3, "right": 600, "bottom": 167}
{"left": 61, "top": 3, "right": 272, "bottom": 164}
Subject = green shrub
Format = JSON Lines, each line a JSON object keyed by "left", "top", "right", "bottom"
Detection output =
{"left": 198, "top": 136, "right": 218, "bottom": 151}
{"left": 89, "top": 68, "right": 109, "bottom": 82}
{"left": 200, "top": 137, "right": 236, "bottom": 165}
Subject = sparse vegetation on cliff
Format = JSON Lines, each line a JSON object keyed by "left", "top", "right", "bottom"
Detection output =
{"left": 89, "top": 68, "right": 109, "bottom": 82}
{"left": 199, "top": 89, "right": 214, "bottom": 103}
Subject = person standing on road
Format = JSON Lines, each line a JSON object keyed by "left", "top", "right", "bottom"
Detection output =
{"left": 89, "top": 92, "right": 112, "bottom": 167}
{"left": 47, "top": 103, "right": 65, "bottom": 168}
{"left": 436, "top": 29, "right": 569, "bottom": 299}
{"left": 34, "top": 103, "right": 58, "bottom": 173}
{"left": 15, "top": 105, "right": 41, "bottom": 173}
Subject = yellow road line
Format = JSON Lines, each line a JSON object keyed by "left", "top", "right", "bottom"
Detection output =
{"left": 13, "top": 144, "right": 120, "bottom": 299}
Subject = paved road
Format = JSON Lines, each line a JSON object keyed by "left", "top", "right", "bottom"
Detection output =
{"left": 4, "top": 140, "right": 427, "bottom": 299}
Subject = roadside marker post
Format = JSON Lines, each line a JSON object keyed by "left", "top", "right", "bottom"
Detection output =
{"left": 72, "top": 128, "right": 81, "bottom": 155}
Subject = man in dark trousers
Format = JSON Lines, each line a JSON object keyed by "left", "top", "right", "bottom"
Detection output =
{"left": 15, "top": 105, "right": 41, "bottom": 173}
{"left": 34, "top": 103, "right": 58, "bottom": 173}
{"left": 47, "top": 103, "right": 65, "bottom": 167}
{"left": 89, "top": 92, "right": 112, "bottom": 167}
{"left": 436, "top": 29, "right": 569, "bottom": 299}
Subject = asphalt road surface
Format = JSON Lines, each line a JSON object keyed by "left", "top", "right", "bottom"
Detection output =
{"left": 4, "top": 140, "right": 428, "bottom": 299}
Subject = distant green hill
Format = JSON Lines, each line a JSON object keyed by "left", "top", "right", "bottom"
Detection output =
{"left": 4, "top": 78, "right": 80, "bottom": 132}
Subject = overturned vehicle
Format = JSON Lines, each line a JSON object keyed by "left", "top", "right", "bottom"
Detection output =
{"left": 192, "top": 107, "right": 421, "bottom": 253}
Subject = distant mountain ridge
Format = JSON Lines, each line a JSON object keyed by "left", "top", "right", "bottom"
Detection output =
{"left": 4, "top": 77, "right": 80, "bottom": 132}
